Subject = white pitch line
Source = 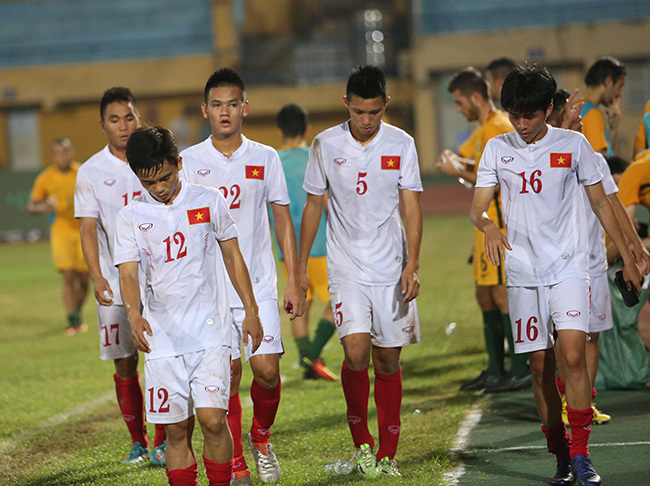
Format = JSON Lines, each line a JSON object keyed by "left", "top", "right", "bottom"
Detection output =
{"left": 466, "top": 441, "right": 650, "bottom": 454}
{"left": 0, "top": 390, "right": 115, "bottom": 456}
{"left": 442, "top": 399, "right": 485, "bottom": 485}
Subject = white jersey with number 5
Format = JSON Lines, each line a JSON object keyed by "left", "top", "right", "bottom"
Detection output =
{"left": 74, "top": 145, "right": 145, "bottom": 305}
{"left": 476, "top": 126, "right": 603, "bottom": 287}
{"left": 180, "top": 136, "right": 290, "bottom": 307}
{"left": 113, "top": 182, "right": 238, "bottom": 360}
{"left": 303, "top": 121, "right": 423, "bottom": 285}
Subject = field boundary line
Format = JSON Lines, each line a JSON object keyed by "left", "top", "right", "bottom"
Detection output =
{"left": 442, "top": 398, "right": 484, "bottom": 485}
{"left": 465, "top": 441, "right": 650, "bottom": 454}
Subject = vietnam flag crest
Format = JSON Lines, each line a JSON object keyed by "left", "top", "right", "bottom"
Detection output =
{"left": 381, "top": 156, "right": 401, "bottom": 170}
{"left": 187, "top": 207, "right": 211, "bottom": 225}
{"left": 550, "top": 153, "right": 572, "bottom": 168}
{"left": 245, "top": 165, "right": 265, "bottom": 180}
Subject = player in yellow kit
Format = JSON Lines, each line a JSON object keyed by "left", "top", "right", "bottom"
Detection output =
{"left": 28, "top": 138, "right": 89, "bottom": 334}
{"left": 632, "top": 100, "right": 650, "bottom": 158}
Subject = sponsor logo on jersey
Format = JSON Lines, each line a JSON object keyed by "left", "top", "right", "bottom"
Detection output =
{"left": 334, "top": 157, "right": 347, "bottom": 166}
{"left": 197, "top": 169, "right": 211, "bottom": 177}
{"left": 348, "top": 415, "right": 361, "bottom": 424}
{"left": 598, "top": 314, "right": 606, "bottom": 321}
{"left": 187, "top": 207, "right": 211, "bottom": 225}
{"left": 501, "top": 156, "right": 514, "bottom": 164}
{"left": 138, "top": 223, "right": 154, "bottom": 232}
{"left": 550, "top": 153, "right": 572, "bottom": 168}
{"left": 245, "top": 165, "right": 265, "bottom": 180}
{"left": 204, "top": 385, "right": 220, "bottom": 394}
{"left": 262, "top": 335, "right": 274, "bottom": 343}
{"left": 381, "top": 155, "right": 401, "bottom": 170}
{"left": 104, "top": 179, "right": 116, "bottom": 186}
{"left": 566, "top": 310, "right": 581, "bottom": 318}
{"left": 388, "top": 425, "right": 401, "bottom": 434}
{"left": 402, "top": 325, "right": 414, "bottom": 334}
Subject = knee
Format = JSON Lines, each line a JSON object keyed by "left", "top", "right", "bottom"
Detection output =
{"left": 253, "top": 367, "right": 279, "bottom": 388}
{"left": 166, "top": 422, "right": 190, "bottom": 445}
{"left": 344, "top": 349, "right": 370, "bottom": 371}
{"left": 200, "top": 414, "right": 228, "bottom": 438}
{"left": 114, "top": 354, "right": 138, "bottom": 380}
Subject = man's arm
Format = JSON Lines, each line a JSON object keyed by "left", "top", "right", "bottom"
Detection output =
{"left": 270, "top": 202, "right": 306, "bottom": 319}
{"left": 607, "top": 193, "right": 650, "bottom": 274}
{"left": 298, "top": 193, "right": 325, "bottom": 294}
{"left": 470, "top": 185, "right": 511, "bottom": 266}
{"left": 585, "top": 182, "right": 643, "bottom": 291}
{"left": 436, "top": 150, "right": 477, "bottom": 184}
{"left": 400, "top": 190, "right": 422, "bottom": 302}
{"left": 219, "top": 237, "right": 263, "bottom": 353}
{"left": 27, "top": 197, "right": 55, "bottom": 214}
{"left": 79, "top": 217, "right": 113, "bottom": 305}
{"left": 118, "top": 260, "right": 151, "bottom": 353}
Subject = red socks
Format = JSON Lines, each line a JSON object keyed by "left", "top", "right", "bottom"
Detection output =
{"left": 374, "top": 368, "right": 402, "bottom": 461}
{"left": 204, "top": 456, "right": 232, "bottom": 486}
{"left": 154, "top": 423, "right": 166, "bottom": 448}
{"left": 114, "top": 372, "right": 147, "bottom": 447}
{"left": 227, "top": 394, "right": 247, "bottom": 472}
{"left": 166, "top": 462, "right": 198, "bottom": 486}
{"left": 341, "top": 362, "right": 374, "bottom": 448}
{"left": 567, "top": 406, "right": 593, "bottom": 458}
{"left": 555, "top": 377, "right": 566, "bottom": 396}
{"left": 249, "top": 378, "right": 281, "bottom": 444}
{"left": 541, "top": 422, "right": 571, "bottom": 460}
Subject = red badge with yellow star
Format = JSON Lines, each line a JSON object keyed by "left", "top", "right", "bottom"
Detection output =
{"left": 245, "top": 165, "right": 265, "bottom": 180}
{"left": 550, "top": 153, "right": 572, "bottom": 168}
{"left": 187, "top": 207, "right": 211, "bottom": 225}
{"left": 381, "top": 156, "right": 401, "bottom": 170}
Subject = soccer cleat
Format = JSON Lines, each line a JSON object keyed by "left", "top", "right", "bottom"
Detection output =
{"left": 311, "top": 359, "right": 339, "bottom": 381}
{"left": 150, "top": 440, "right": 166, "bottom": 466}
{"left": 551, "top": 458, "right": 575, "bottom": 485}
{"left": 74, "top": 322, "right": 88, "bottom": 333}
{"left": 484, "top": 371, "right": 533, "bottom": 393}
{"left": 352, "top": 443, "right": 377, "bottom": 476}
{"left": 376, "top": 456, "right": 401, "bottom": 477}
{"left": 65, "top": 326, "right": 78, "bottom": 335}
{"left": 571, "top": 454, "right": 601, "bottom": 486}
{"left": 248, "top": 433, "right": 280, "bottom": 483}
{"left": 561, "top": 395, "right": 569, "bottom": 425}
{"left": 122, "top": 441, "right": 149, "bottom": 464}
{"left": 591, "top": 403, "right": 611, "bottom": 425}
{"left": 231, "top": 469, "right": 252, "bottom": 486}
{"left": 459, "top": 370, "right": 495, "bottom": 391}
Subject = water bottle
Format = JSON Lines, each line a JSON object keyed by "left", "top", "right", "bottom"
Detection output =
{"left": 324, "top": 460, "right": 354, "bottom": 475}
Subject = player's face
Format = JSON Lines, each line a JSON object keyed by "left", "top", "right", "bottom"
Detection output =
{"left": 137, "top": 158, "right": 183, "bottom": 205}
{"left": 202, "top": 87, "right": 249, "bottom": 140}
{"left": 603, "top": 75, "right": 625, "bottom": 106}
{"left": 101, "top": 101, "right": 141, "bottom": 154}
{"left": 451, "top": 90, "right": 479, "bottom": 122}
{"left": 508, "top": 106, "right": 552, "bottom": 144}
{"left": 485, "top": 72, "right": 501, "bottom": 103}
{"left": 344, "top": 94, "right": 389, "bottom": 143}
{"left": 52, "top": 143, "right": 74, "bottom": 171}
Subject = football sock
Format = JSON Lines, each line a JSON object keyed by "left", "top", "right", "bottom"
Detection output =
{"left": 541, "top": 422, "right": 571, "bottom": 460}
{"left": 483, "top": 310, "right": 505, "bottom": 376}
{"left": 250, "top": 378, "right": 281, "bottom": 444}
{"left": 502, "top": 313, "right": 529, "bottom": 376}
{"left": 227, "top": 394, "right": 247, "bottom": 471}
{"left": 374, "top": 367, "right": 402, "bottom": 460}
{"left": 556, "top": 377, "right": 566, "bottom": 396}
{"left": 567, "top": 406, "right": 593, "bottom": 457}
{"left": 341, "top": 362, "right": 374, "bottom": 448}
{"left": 166, "top": 462, "right": 198, "bottom": 486}
{"left": 154, "top": 423, "right": 166, "bottom": 448}
{"left": 591, "top": 387, "right": 597, "bottom": 400}
{"left": 203, "top": 456, "right": 232, "bottom": 486}
{"left": 114, "top": 372, "right": 148, "bottom": 447}
{"left": 295, "top": 336, "right": 310, "bottom": 364}
{"left": 67, "top": 312, "right": 80, "bottom": 329}
{"left": 308, "top": 318, "right": 335, "bottom": 360}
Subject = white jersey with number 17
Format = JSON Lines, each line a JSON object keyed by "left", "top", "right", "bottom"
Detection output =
{"left": 476, "top": 126, "right": 603, "bottom": 287}
{"left": 303, "top": 121, "right": 423, "bottom": 286}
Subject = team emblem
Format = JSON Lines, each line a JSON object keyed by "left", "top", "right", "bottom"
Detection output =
{"left": 334, "top": 157, "right": 347, "bottom": 166}
{"left": 348, "top": 416, "right": 361, "bottom": 424}
{"left": 402, "top": 326, "right": 414, "bottom": 334}
{"left": 381, "top": 155, "right": 401, "bottom": 170}
{"left": 245, "top": 165, "right": 265, "bottom": 180}
{"left": 187, "top": 207, "right": 211, "bottom": 225}
{"left": 566, "top": 310, "right": 581, "bottom": 318}
{"left": 104, "top": 179, "right": 116, "bottom": 186}
{"left": 138, "top": 223, "right": 154, "bottom": 232}
{"left": 123, "top": 414, "right": 135, "bottom": 422}
{"left": 204, "top": 385, "right": 220, "bottom": 394}
{"left": 388, "top": 426, "right": 401, "bottom": 434}
{"left": 197, "top": 169, "right": 211, "bottom": 177}
{"left": 550, "top": 153, "right": 572, "bottom": 168}
{"left": 262, "top": 335, "right": 274, "bottom": 343}
{"left": 501, "top": 156, "right": 514, "bottom": 164}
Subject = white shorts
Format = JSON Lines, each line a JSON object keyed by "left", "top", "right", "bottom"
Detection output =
{"left": 144, "top": 345, "right": 231, "bottom": 424}
{"left": 97, "top": 303, "right": 137, "bottom": 361}
{"left": 328, "top": 279, "right": 421, "bottom": 348}
{"left": 231, "top": 299, "right": 284, "bottom": 361}
{"left": 589, "top": 273, "right": 613, "bottom": 333}
{"left": 507, "top": 278, "right": 591, "bottom": 354}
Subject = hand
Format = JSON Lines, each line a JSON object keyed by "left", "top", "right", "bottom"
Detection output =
{"left": 604, "top": 98, "right": 622, "bottom": 131}
{"left": 622, "top": 260, "right": 643, "bottom": 294}
{"left": 130, "top": 315, "right": 152, "bottom": 353}
{"left": 559, "top": 89, "right": 583, "bottom": 132}
{"left": 484, "top": 224, "right": 511, "bottom": 266}
{"left": 436, "top": 150, "right": 462, "bottom": 177}
{"left": 283, "top": 281, "right": 306, "bottom": 320}
{"left": 242, "top": 312, "right": 264, "bottom": 354}
{"left": 400, "top": 263, "right": 420, "bottom": 303}
{"left": 631, "top": 244, "right": 650, "bottom": 275}
{"left": 93, "top": 276, "right": 114, "bottom": 306}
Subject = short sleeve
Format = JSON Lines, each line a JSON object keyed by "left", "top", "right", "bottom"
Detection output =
{"left": 74, "top": 167, "right": 100, "bottom": 219}
{"left": 617, "top": 161, "right": 647, "bottom": 207}
{"left": 303, "top": 137, "right": 328, "bottom": 196}
{"left": 475, "top": 138, "right": 499, "bottom": 188}
{"left": 398, "top": 139, "right": 423, "bottom": 191}
{"left": 458, "top": 128, "right": 478, "bottom": 160}
{"left": 582, "top": 109, "right": 608, "bottom": 154}
{"left": 213, "top": 192, "right": 240, "bottom": 242}
{"left": 576, "top": 137, "right": 603, "bottom": 186}
{"left": 265, "top": 151, "right": 291, "bottom": 205}
{"left": 30, "top": 171, "right": 48, "bottom": 202}
{"left": 594, "top": 154, "right": 617, "bottom": 196}
{"left": 113, "top": 207, "right": 140, "bottom": 266}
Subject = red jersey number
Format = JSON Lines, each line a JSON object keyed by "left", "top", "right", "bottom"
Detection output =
{"left": 218, "top": 184, "right": 242, "bottom": 210}
{"left": 514, "top": 316, "right": 539, "bottom": 343}
{"left": 148, "top": 387, "right": 170, "bottom": 413}
{"left": 122, "top": 191, "right": 142, "bottom": 206}
{"left": 101, "top": 323, "right": 120, "bottom": 347}
{"left": 356, "top": 172, "right": 368, "bottom": 195}
{"left": 164, "top": 232, "right": 188, "bottom": 263}
{"left": 519, "top": 170, "right": 542, "bottom": 194}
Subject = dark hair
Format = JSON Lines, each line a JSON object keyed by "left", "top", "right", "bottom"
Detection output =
{"left": 486, "top": 57, "right": 517, "bottom": 80}
{"left": 126, "top": 126, "right": 179, "bottom": 177}
{"left": 346, "top": 65, "right": 387, "bottom": 100}
{"left": 606, "top": 155, "right": 629, "bottom": 176}
{"left": 547, "top": 88, "right": 571, "bottom": 122}
{"left": 204, "top": 68, "right": 246, "bottom": 103}
{"left": 276, "top": 104, "right": 308, "bottom": 138}
{"left": 501, "top": 64, "right": 556, "bottom": 115}
{"left": 100, "top": 87, "right": 138, "bottom": 121}
{"left": 584, "top": 57, "right": 626, "bottom": 87}
{"left": 447, "top": 67, "right": 489, "bottom": 100}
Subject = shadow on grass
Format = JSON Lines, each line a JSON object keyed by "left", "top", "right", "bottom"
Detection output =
{"left": 462, "top": 449, "right": 551, "bottom": 485}
{"left": 19, "top": 462, "right": 141, "bottom": 486}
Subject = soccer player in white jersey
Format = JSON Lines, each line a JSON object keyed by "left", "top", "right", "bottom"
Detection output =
{"left": 300, "top": 65, "right": 423, "bottom": 477}
{"left": 115, "top": 126, "right": 263, "bottom": 486}
{"left": 74, "top": 88, "right": 166, "bottom": 465}
{"left": 180, "top": 68, "right": 305, "bottom": 486}
{"left": 471, "top": 65, "right": 643, "bottom": 486}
